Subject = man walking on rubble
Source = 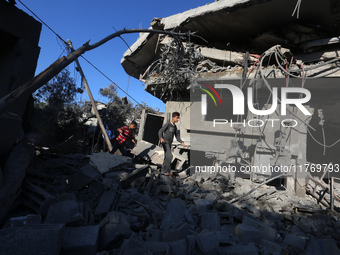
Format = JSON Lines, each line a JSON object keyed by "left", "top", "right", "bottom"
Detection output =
{"left": 158, "top": 112, "right": 186, "bottom": 175}
{"left": 111, "top": 121, "right": 137, "bottom": 156}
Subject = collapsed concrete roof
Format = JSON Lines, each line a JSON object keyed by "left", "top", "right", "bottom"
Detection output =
{"left": 121, "top": 0, "right": 338, "bottom": 80}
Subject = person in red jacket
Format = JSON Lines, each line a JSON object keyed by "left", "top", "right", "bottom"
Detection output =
{"left": 111, "top": 121, "right": 137, "bottom": 155}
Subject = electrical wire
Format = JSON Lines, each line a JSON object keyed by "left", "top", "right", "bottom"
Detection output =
{"left": 307, "top": 128, "right": 340, "bottom": 148}
{"left": 274, "top": 49, "right": 340, "bottom": 79}
{"left": 292, "top": 0, "right": 302, "bottom": 19}
{"left": 321, "top": 126, "right": 326, "bottom": 155}
{"left": 259, "top": 49, "right": 317, "bottom": 131}
{"left": 79, "top": 56, "right": 143, "bottom": 106}
{"left": 18, "top": 0, "right": 144, "bottom": 107}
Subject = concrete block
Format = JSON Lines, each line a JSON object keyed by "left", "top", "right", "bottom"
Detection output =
{"left": 0, "top": 224, "right": 64, "bottom": 255}
{"left": 283, "top": 233, "right": 306, "bottom": 252}
{"left": 162, "top": 223, "right": 189, "bottom": 243}
{"left": 193, "top": 199, "right": 212, "bottom": 213}
{"left": 184, "top": 209, "right": 194, "bottom": 224}
{"left": 260, "top": 240, "right": 283, "bottom": 255}
{"left": 145, "top": 242, "right": 170, "bottom": 255}
{"left": 160, "top": 198, "right": 186, "bottom": 230}
{"left": 98, "top": 211, "right": 131, "bottom": 250}
{"left": 120, "top": 233, "right": 147, "bottom": 255}
{"left": 61, "top": 225, "right": 99, "bottom": 255}
{"left": 120, "top": 165, "right": 149, "bottom": 188}
{"left": 304, "top": 237, "right": 340, "bottom": 255}
{"left": 234, "top": 178, "right": 252, "bottom": 195}
{"left": 220, "top": 242, "right": 259, "bottom": 255}
{"left": 45, "top": 200, "right": 84, "bottom": 225}
{"left": 235, "top": 223, "right": 261, "bottom": 244}
{"left": 90, "top": 152, "right": 132, "bottom": 174}
{"left": 169, "top": 239, "right": 187, "bottom": 255}
{"left": 196, "top": 231, "right": 219, "bottom": 255}
{"left": 242, "top": 216, "right": 277, "bottom": 242}
{"left": 80, "top": 164, "right": 102, "bottom": 181}
{"left": 216, "top": 231, "right": 236, "bottom": 246}
{"left": 94, "top": 188, "right": 119, "bottom": 218}
{"left": 205, "top": 193, "right": 218, "bottom": 203}
{"left": 200, "top": 212, "right": 220, "bottom": 231}
{"left": 186, "top": 235, "right": 196, "bottom": 254}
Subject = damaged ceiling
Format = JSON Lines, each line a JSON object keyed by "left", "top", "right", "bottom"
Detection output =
{"left": 121, "top": 0, "right": 339, "bottom": 80}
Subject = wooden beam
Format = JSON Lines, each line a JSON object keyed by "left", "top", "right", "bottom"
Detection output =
{"left": 67, "top": 39, "right": 113, "bottom": 152}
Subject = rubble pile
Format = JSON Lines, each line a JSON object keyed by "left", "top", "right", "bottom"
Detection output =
{"left": 0, "top": 151, "right": 339, "bottom": 254}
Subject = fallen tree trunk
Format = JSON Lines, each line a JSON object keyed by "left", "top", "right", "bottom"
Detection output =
{"left": 0, "top": 29, "right": 188, "bottom": 114}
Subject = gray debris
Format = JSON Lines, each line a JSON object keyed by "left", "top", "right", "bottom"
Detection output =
{"left": 235, "top": 223, "right": 261, "bottom": 244}
{"left": 160, "top": 198, "right": 186, "bottom": 230}
{"left": 98, "top": 211, "right": 131, "bottom": 251}
{"left": 45, "top": 200, "right": 84, "bottom": 225}
{"left": 90, "top": 152, "right": 132, "bottom": 174}
{"left": 200, "top": 212, "right": 220, "bottom": 231}
{"left": 61, "top": 225, "right": 99, "bottom": 255}
{"left": 196, "top": 231, "right": 219, "bottom": 254}
{"left": 0, "top": 224, "right": 64, "bottom": 255}
{"left": 304, "top": 237, "right": 340, "bottom": 255}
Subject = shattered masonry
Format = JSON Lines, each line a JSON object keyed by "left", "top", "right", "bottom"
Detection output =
{"left": 2, "top": 0, "right": 340, "bottom": 254}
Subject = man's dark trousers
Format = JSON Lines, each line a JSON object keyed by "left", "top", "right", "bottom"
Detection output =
{"left": 162, "top": 142, "right": 173, "bottom": 173}
{"left": 111, "top": 141, "right": 127, "bottom": 156}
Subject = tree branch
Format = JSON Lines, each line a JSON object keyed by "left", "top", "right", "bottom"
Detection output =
{"left": 0, "top": 29, "right": 188, "bottom": 114}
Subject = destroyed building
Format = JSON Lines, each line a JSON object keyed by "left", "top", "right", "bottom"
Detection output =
{"left": 2, "top": 0, "right": 340, "bottom": 254}
{"left": 0, "top": 0, "right": 41, "bottom": 161}
{"left": 121, "top": 0, "right": 340, "bottom": 196}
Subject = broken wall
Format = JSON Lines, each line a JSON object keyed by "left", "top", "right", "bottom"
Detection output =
{"left": 0, "top": 1, "right": 41, "bottom": 162}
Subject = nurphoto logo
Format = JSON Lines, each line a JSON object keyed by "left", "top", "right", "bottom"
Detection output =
{"left": 200, "top": 84, "right": 312, "bottom": 128}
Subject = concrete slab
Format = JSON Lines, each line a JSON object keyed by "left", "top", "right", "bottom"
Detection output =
{"left": 235, "top": 223, "right": 261, "bottom": 244}
{"left": 120, "top": 165, "right": 149, "bottom": 188}
{"left": 242, "top": 216, "right": 278, "bottom": 242}
{"left": 162, "top": 223, "right": 189, "bottom": 243}
{"left": 0, "top": 224, "right": 64, "bottom": 255}
{"left": 216, "top": 231, "right": 236, "bottom": 246}
{"left": 283, "top": 233, "right": 306, "bottom": 252}
{"left": 201, "top": 212, "right": 220, "bottom": 231}
{"left": 145, "top": 242, "right": 170, "bottom": 254}
{"left": 90, "top": 152, "right": 132, "bottom": 174}
{"left": 160, "top": 198, "right": 186, "bottom": 230}
{"left": 304, "top": 237, "right": 340, "bottom": 255}
{"left": 169, "top": 239, "right": 187, "bottom": 255}
{"left": 220, "top": 242, "right": 259, "bottom": 255}
{"left": 120, "top": 233, "right": 147, "bottom": 255}
{"left": 196, "top": 231, "right": 219, "bottom": 255}
{"left": 98, "top": 211, "right": 131, "bottom": 250}
{"left": 80, "top": 164, "right": 102, "bottom": 180}
{"left": 94, "top": 188, "right": 119, "bottom": 218}
{"left": 260, "top": 240, "right": 283, "bottom": 255}
{"left": 45, "top": 200, "right": 84, "bottom": 225}
{"left": 61, "top": 225, "right": 99, "bottom": 255}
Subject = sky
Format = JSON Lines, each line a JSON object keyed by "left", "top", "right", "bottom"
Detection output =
{"left": 16, "top": 0, "right": 212, "bottom": 112}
